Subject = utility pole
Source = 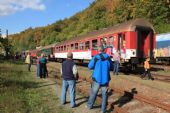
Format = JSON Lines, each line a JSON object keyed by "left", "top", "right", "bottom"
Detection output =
{"left": 5, "top": 29, "right": 9, "bottom": 59}
{"left": 6, "top": 29, "right": 8, "bottom": 38}
{"left": 0, "top": 28, "right": 1, "bottom": 38}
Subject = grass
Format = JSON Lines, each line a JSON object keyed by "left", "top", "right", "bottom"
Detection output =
{"left": 0, "top": 60, "right": 72, "bottom": 113}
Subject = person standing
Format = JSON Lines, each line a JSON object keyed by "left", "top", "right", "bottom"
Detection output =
{"left": 39, "top": 53, "right": 47, "bottom": 78}
{"left": 141, "top": 57, "right": 154, "bottom": 80}
{"left": 25, "top": 52, "right": 32, "bottom": 72}
{"left": 36, "top": 56, "right": 41, "bottom": 78}
{"left": 113, "top": 50, "right": 120, "bottom": 75}
{"left": 86, "top": 46, "right": 112, "bottom": 113}
{"left": 60, "top": 52, "right": 78, "bottom": 108}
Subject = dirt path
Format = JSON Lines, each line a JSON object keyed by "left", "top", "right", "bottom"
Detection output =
{"left": 32, "top": 65, "right": 101, "bottom": 113}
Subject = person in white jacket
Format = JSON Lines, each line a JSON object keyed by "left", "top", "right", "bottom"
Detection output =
{"left": 25, "top": 52, "right": 32, "bottom": 71}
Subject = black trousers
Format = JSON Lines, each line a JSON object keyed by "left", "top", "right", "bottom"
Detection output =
{"left": 40, "top": 63, "right": 47, "bottom": 78}
{"left": 141, "top": 69, "right": 153, "bottom": 79}
{"left": 28, "top": 63, "right": 31, "bottom": 71}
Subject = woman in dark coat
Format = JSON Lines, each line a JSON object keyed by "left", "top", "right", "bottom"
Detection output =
{"left": 39, "top": 53, "right": 47, "bottom": 78}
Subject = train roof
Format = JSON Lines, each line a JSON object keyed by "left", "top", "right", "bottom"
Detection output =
{"left": 56, "top": 18, "right": 154, "bottom": 46}
{"left": 39, "top": 42, "right": 58, "bottom": 50}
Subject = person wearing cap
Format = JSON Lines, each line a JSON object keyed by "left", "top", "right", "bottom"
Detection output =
{"left": 86, "top": 46, "right": 112, "bottom": 113}
{"left": 60, "top": 52, "right": 78, "bottom": 108}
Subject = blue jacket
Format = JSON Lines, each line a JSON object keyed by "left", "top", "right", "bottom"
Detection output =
{"left": 39, "top": 57, "right": 47, "bottom": 64}
{"left": 88, "top": 53, "right": 112, "bottom": 85}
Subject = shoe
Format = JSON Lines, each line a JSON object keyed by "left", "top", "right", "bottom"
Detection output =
{"left": 61, "top": 102, "right": 66, "bottom": 105}
{"left": 70, "top": 104, "right": 76, "bottom": 108}
{"left": 85, "top": 105, "right": 88, "bottom": 108}
{"left": 85, "top": 105, "right": 91, "bottom": 109}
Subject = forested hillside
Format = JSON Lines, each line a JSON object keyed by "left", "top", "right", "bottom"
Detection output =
{"left": 10, "top": 0, "right": 170, "bottom": 53}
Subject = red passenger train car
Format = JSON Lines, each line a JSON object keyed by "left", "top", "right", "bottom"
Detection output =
{"left": 53, "top": 18, "right": 156, "bottom": 64}
{"left": 29, "top": 49, "right": 39, "bottom": 58}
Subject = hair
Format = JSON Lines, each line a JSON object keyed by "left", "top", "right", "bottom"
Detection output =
{"left": 98, "top": 46, "right": 104, "bottom": 52}
{"left": 41, "top": 53, "right": 45, "bottom": 57}
{"left": 27, "top": 52, "right": 30, "bottom": 55}
{"left": 67, "top": 52, "right": 73, "bottom": 59}
{"left": 145, "top": 57, "right": 150, "bottom": 61}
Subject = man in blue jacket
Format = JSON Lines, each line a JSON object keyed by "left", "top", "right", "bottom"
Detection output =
{"left": 86, "top": 46, "right": 112, "bottom": 113}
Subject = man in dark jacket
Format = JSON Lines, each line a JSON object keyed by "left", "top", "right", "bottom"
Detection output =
{"left": 60, "top": 52, "right": 78, "bottom": 108}
{"left": 86, "top": 46, "right": 112, "bottom": 113}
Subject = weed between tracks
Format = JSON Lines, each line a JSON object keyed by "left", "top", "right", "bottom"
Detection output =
{"left": 0, "top": 60, "right": 72, "bottom": 113}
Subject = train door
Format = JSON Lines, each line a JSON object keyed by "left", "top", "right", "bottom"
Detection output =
{"left": 136, "top": 27, "right": 154, "bottom": 60}
{"left": 109, "top": 36, "right": 114, "bottom": 48}
{"left": 118, "top": 34, "right": 126, "bottom": 58}
{"left": 91, "top": 39, "right": 98, "bottom": 56}
{"left": 108, "top": 36, "right": 115, "bottom": 55}
{"left": 100, "top": 37, "right": 107, "bottom": 48}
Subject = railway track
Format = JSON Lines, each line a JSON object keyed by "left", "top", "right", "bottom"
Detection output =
{"left": 83, "top": 76, "right": 170, "bottom": 113}
{"left": 152, "top": 74, "right": 170, "bottom": 83}
{"left": 47, "top": 62, "right": 170, "bottom": 113}
{"left": 73, "top": 61, "right": 170, "bottom": 83}
{"left": 129, "top": 73, "right": 170, "bottom": 83}
{"left": 151, "top": 64, "right": 170, "bottom": 71}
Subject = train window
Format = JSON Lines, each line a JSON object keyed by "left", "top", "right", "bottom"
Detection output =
{"left": 100, "top": 38, "right": 107, "bottom": 48}
{"left": 85, "top": 41, "right": 90, "bottom": 50}
{"left": 67, "top": 45, "right": 70, "bottom": 51}
{"left": 56, "top": 47, "right": 58, "bottom": 52}
{"left": 64, "top": 45, "right": 66, "bottom": 51}
{"left": 80, "top": 42, "right": 84, "bottom": 50}
{"left": 75, "top": 43, "right": 78, "bottom": 50}
{"left": 71, "top": 44, "right": 74, "bottom": 50}
{"left": 109, "top": 36, "right": 114, "bottom": 47}
{"left": 92, "top": 39, "right": 98, "bottom": 50}
{"left": 58, "top": 47, "right": 60, "bottom": 51}
{"left": 61, "top": 46, "right": 63, "bottom": 51}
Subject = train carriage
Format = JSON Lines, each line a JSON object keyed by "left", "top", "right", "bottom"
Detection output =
{"left": 53, "top": 18, "right": 156, "bottom": 64}
{"left": 29, "top": 49, "right": 39, "bottom": 58}
{"left": 38, "top": 43, "right": 57, "bottom": 60}
{"left": 154, "top": 33, "right": 170, "bottom": 64}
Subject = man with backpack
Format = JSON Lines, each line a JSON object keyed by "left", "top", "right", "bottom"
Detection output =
{"left": 86, "top": 46, "right": 112, "bottom": 113}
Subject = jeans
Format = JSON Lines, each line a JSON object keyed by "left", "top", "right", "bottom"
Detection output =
{"left": 113, "top": 60, "right": 119, "bottom": 75}
{"left": 87, "top": 81, "right": 108, "bottom": 112}
{"left": 61, "top": 80, "right": 76, "bottom": 107}
{"left": 36, "top": 64, "right": 40, "bottom": 77}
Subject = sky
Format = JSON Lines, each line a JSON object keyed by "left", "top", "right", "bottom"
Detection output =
{"left": 0, "top": 0, "right": 94, "bottom": 36}
{"left": 1, "top": 0, "right": 169, "bottom": 42}
{"left": 156, "top": 32, "right": 170, "bottom": 41}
